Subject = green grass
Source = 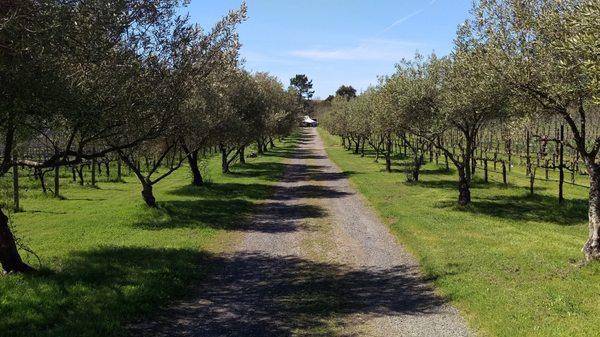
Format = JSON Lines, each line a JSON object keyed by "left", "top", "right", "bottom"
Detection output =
{"left": 318, "top": 128, "right": 600, "bottom": 337}
{"left": 0, "top": 137, "right": 298, "bottom": 337}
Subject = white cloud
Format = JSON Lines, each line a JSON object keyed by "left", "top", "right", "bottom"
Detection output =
{"left": 289, "top": 38, "right": 424, "bottom": 62}
{"left": 242, "top": 50, "right": 298, "bottom": 65}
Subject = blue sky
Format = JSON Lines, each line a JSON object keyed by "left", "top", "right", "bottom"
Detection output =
{"left": 184, "top": 0, "right": 473, "bottom": 99}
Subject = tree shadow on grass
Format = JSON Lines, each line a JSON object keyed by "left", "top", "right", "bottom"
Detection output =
{"left": 379, "top": 165, "right": 454, "bottom": 177}
{"left": 371, "top": 161, "right": 453, "bottom": 176}
{"left": 419, "top": 168, "right": 455, "bottom": 176}
{"left": 156, "top": 175, "right": 354, "bottom": 232}
{"left": 227, "top": 161, "right": 346, "bottom": 184}
{"left": 3, "top": 247, "right": 209, "bottom": 337}
{"left": 129, "top": 251, "right": 450, "bottom": 337}
{"left": 227, "top": 162, "right": 291, "bottom": 182}
{"left": 24, "top": 209, "right": 68, "bottom": 215}
{"left": 262, "top": 146, "right": 328, "bottom": 160}
{"left": 261, "top": 149, "right": 295, "bottom": 158}
{"left": 292, "top": 153, "right": 329, "bottom": 160}
{"left": 63, "top": 197, "right": 108, "bottom": 202}
{"left": 271, "top": 184, "right": 351, "bottom": 201}
{"left": 414, "top": 178, "right": 544, "bottom": 192}
{"left": 169, "top": 182, "right": 350, "bottom": 202}
{"left": 167, "top": 182, "right": 275, "bottom": 200}
{"left": 132, "top": 199, "right": 326, "bottom": 232}
{"left": 139, "top": 129, "right": 356, "bottom": 232}
{"left": 292, "top": 131, "right": 315, "bottom": 145}
{"left": 281, "top": 165, "right": 356, "bottom": 183}
{"left": 435, "top": 194, "right": 587, "bottom": 226}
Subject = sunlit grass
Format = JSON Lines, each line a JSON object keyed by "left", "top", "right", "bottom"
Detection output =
{"left": 319, "top": 128, "right": 600, "bottom": 337}
{"left": 0, "top": 137, "right": 298, "bottom": 337}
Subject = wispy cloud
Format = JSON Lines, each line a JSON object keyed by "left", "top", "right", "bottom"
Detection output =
{"left": 382, "top": 0, "right": 439, "bottom": 33}
{"left": 242, "top": 50, "right": 300, "bottom": 65}
{"left": 289, "top": 38, "right": 424, "bottom": 62}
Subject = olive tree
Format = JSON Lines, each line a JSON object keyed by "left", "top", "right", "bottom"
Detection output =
{"left": 472, "top": 0, "right": 600, "bottom": 260}
{"left": 117, "top": 4, "right": 247, "bottom": 206}
{"left": 255, "top": 72, "right": 300, "bottom": 151}
{"left": 0, "top": 0, "right": 188, "bottom": 272}
{"left": 383, "top": 55, "right": 445, "bottom": 181}
{"left": 394, "top": 35, "right": 508, "bottom": 205}
{"left": 440, "top": 40, "right": 509, "bottom": 205}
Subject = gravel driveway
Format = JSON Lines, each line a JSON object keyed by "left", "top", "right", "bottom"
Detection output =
{"left": 129, "top": 128, "right": 472, "bottom": 337}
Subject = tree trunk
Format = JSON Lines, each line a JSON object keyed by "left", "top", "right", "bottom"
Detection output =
{"left": 583, "top": 163, "right": 600, "bottom": 261}
{"left": 78, "top": 165, "right": 84, "bottom": 186}
{"left": 187, "top": 150, "right": 204, "bottom": 186}
{"left": 257, "top": 139, "right": 264, "bottom": 154}
{"left": 117, "top": 158, "right": 122, "bottom": 181}
{"left": 458, "top": 134, "right": 474, "bottom": 206}
{"left": 54, "top": 166, "right": 60, "bottom": 198}
{"left": 91, "top": 158, "right": 97, "bottom": 186}
{"left": 220, "top": 145, "right": 230, "bottom": 174}
{"left": 484, "top": 159, "right": 488, "bottom": 184}
{"left": 0, "top": 126, "right": 15, "bottom": 176}
{"left": 444, "top": 154, "right": 450, "bottom": 172}
{"left": 412, "top": 155, "right": 423, "bottom": 182}
{"left": 529, "top": 167, "right": 535, "bottom": 196}
{"left": 502, "top": 161, "right": 507, "bottom": 185}
{"left": 0, "top": 208, "right": 34, "bottom": 273}
{"left": 526, "top": 130, "right": 531, "bottom": 176}
{"left": 346, "top": 136, "right": 353, "bottom": 151}
{"left": 141, "top": 182, "right": 157, "bottom": 208}
{"left": 374, "top": 137, "right": 384, "bottom": 163}
{"left": 559, "top": 125, "right": 565, "bottom": 204}
{"left": 385, "top": 135, "right": 392, "bottom": 173}
{"left": 354, "top": 138, "right": 360, "bottom": 154}
{"left": 494, "top": 153, "right": 498, "bottom": 170}
{"left": 239, "top": 146, "right": 246, "bottom": 164}
{"left": 105, "top": 162, "right": 110, "bottom": 179}
{"left": 361, "top": 138, "right": 365, "bottom": 157}
{"left": 12, "top": 162, "right": 19, "bottom": 212}
{"left": 458, "top": 167, "right": 471, "bottom": 206}
{"left": 39, "top": 170, "right": 47, "bottom": 194}
{"left": 269, "top": 137, "right": 275, "bottom": 148}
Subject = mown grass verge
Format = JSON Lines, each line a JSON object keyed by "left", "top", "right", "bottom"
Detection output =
{"left": 0, "top": 136, "right": 298, "bottom": 337}
{"left": 318, "top": 128, "right": 600, "bottom": 337}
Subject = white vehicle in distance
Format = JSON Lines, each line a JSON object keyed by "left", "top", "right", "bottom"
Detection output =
{"left": 301, "top": 115, "right": 318, "bottom": 127}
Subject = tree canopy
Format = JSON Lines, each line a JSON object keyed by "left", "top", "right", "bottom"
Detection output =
{"left": 0, "top": 0, "right": 301, "bottom": 273}
{"left": 322, "top": 0, "right": 600, "bottom": 261}
{"left": 335, "top": 85, "right": 357, "bottom": 100}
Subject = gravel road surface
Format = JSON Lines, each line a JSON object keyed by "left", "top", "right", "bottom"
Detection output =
{"left": 129, "top": 128, "right": 472, "bottom": 337}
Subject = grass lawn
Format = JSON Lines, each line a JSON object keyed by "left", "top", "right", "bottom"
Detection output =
{"left": 0, "top": 136, "right": 297, "bottom": 337}
{"left": 318, "top": 128, "right": 600, "bottom": 337}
